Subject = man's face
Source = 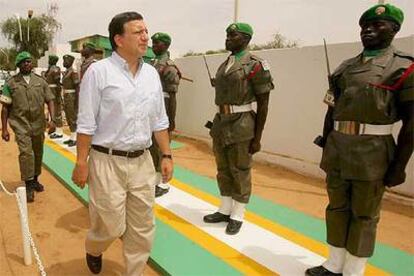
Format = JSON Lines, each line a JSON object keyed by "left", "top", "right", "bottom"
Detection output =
{"left": 81, "top": 46, "right": 92, "bottom": 58}
{"left": 19, "top": 59, "right": 33, "bottom": 74}
{"left": 225, "top": 30, "right": 248, "bottom": 52}
{"left": 152, "top": 39, "right": 168, "bottom": 55}
{"left": 116, "top": 19, "right": 149, "bottom": 58}
{"left": 360, "top": 20, "right": 397, "bottom": 50}
{"left": 63, "top": 58, "right": 73, "bottom": 68}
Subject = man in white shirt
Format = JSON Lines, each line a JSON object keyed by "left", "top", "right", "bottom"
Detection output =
{"left": 72, "top": 11, "right": 173, "bottom": 275}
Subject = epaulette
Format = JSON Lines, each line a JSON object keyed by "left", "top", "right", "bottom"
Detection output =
{"left": 332, "top": 55, "right": 359, "bottom": 77}
{"left": 394, "top": 51, "right": 414, "bottom": 61}
{"left": 166, "top": 60, "right": 175, "bottom": 66}
{"left": 33, "top": 73, "right": 47, "bottom": 81}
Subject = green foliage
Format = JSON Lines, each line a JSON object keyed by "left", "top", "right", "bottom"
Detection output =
{"left": 1, "top": 14, "right": 61, "bottom": 61}
{"left": 0, "top": 48, "right": 18, "bottom": 71}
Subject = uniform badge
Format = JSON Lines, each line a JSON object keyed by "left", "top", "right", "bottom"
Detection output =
{"left": 375, "top": 6, "right": 386, "bottom": 15}
{"left": 261, "top": 60, "right": 270, "bottom": 71}
{"left": 230, "top": 24, "right": 237, "bottom": 30}
{"left": 323, "top": 89, "right": 335, "bottom": 107}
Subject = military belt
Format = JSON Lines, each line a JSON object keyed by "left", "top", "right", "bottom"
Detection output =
{"left": 163, "top": 92, "right": 170, "bottom": 98}
{"left": 218, "top": 102, "right": 255, "bottom": 115}
{"left": 91, "top": 145, "right": 145, "bottom": 158}
{"left": 48, "top": 84, "right": 58, "bottom": 88}
{"left": 334, "top": 121, "right": 393, "bottom": 135}
{"left": 63, "top": 89, "right": 76, "bottom": 94}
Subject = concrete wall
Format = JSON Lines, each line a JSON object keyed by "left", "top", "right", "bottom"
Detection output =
{"left": 174, "top": 36, "right": 414, "bottom": 197}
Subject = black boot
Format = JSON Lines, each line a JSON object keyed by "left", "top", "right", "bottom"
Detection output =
{"left": 225, "top": 218, "right": 243, "bottom": 235}
{"left": 25, "top": 181, "right": 35, "bottom": 203}
{"left": 86, "top": 253, "right": 102, "bottom": 274}
{"left": 155, "top": 185, "right": 169, "bottom": 197}
{"left": 203, "top": 212, "right": 230, "bottom": 223}
{"left": 305, "top": 266, "right": 342, "bottom": 276}
{"left": 32, "top": 176, "right": 44, "bottom": 192}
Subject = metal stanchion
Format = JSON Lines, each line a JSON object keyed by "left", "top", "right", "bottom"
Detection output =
{"left": 16, "top": 186, "right": 32, "bottom": 265}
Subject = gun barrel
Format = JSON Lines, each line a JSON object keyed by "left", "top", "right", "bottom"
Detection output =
{"left": 203, "top": 55, "right": 212, "bottom": 80}
{"left": 323, "top": 39, "right": 331, "bottom": 77}
{"left": 181, "top": 76, "right": 194, "bottom": 82}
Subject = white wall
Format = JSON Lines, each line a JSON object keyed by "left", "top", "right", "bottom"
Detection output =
{"left": 174, "top": 36, "right": 414, "bottom": 197}
{"left": 37, "top": 43, "right": 82, "bottom": 73}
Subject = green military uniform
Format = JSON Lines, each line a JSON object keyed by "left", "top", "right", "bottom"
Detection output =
{"left": 45, "top": 56, "right": 62, "bottom": 128}
{"left": 1, "top": 72, "right": 54, "bottom": 181}
{"left": 62, "top": 55, "right": 80, "bottom": 134}
{"left": 211, "top": 50, "right": 274, "bottom": 203}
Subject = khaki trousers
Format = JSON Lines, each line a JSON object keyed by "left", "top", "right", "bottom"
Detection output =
{"left": 86, "top": 149, "right": 157, "bottom": 275}
{"left": 15, "top": 132, "right": 44, "bottom": 181}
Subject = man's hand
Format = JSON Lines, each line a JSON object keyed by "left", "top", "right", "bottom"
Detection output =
{"left": 249, "top": 138, "right": 261, "bottom": 154}
{"left": 210, "top": 78, "right": 216, "bottom": 87}
{"left": 160, "top": 158, "right": 173, "bottom": 183}
{"left": 1, "top": 129, "right": 10, "bottom": 141}
{"left": 72, "top": 161, "right": 89, "bottom": 189}
{"left": 384, "top": 163, "right": 406, "bottom": 187}
{"left": 48, "top": 121, "right": 56, "bottom": 134}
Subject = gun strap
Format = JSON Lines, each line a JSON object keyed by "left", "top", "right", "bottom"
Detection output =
{"left": 246, "top": 63, "right": 262, "bottom": 81}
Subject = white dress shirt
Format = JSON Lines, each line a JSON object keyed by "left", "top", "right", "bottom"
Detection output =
{"left": 77, "top": 51, "right": 169, "bottom": 151}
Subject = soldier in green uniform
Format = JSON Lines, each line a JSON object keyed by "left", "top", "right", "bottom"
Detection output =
{"left": 80, "top": 42, "right": 97, "bottom": 80}
{"left": 143, "top": 46, "right": 155, "bottom": 63}
{"left": 150, "top": 32, "right": 181, "bottom": 197}
{"left": 0, "top": 52, "right": 55, "bottom": 202}
{"left": 203, "top": 23, "right": 274, "bottom": 235}
{"left": 45, "top": 54, "right": 63, "bottom": 139}
{"left": 307, "top": 4, "right": 413, "bottom": 276}
{"left": 62, "top": 54, "right": 80, "bottom": 147}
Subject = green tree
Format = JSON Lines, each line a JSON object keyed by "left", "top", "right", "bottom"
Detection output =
{"left": 1, "top": 14, "right": 61, "bottom": 60}
{"left": 0, "top": 47, "right": 18, "bottom": 71}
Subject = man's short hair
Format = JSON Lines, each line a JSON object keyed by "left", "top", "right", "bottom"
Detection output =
{"left": 108, "top": 12, "right": 144, "bottom": 50}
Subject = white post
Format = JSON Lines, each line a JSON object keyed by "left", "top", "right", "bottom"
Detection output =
{"left": 234, "top": 0, "right": 239, "bottom": 23}
{"left": 16, "top": 187, "right": 32, "bottom": 266}
{"left": 14, "top": 14, "right": 23, "bottom": 43}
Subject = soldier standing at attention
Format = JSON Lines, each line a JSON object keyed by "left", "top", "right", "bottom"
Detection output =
{"left": 203, "top": 23, "right": 274, "bottom": 235}
{"left": 0, "top": 52, "right": 55, "bottom": 202}
{"left": 45, "top": 54, "right": 63, "bottom": 139}
{"left": 62, "top": 54, "right": 80, "bottom": 147}
{"left": 80, "top": 42, "right": 97, "bottom": 80}
{"left": 307, "top": 4, "right": 413, "bottom": 276}
{"left": 150, "top": 32, "right": 181, "bottom": 197}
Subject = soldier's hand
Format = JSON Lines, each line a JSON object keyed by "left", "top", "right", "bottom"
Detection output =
{"left": 249, "top": 139, "right": 261, "bottom": 154}
{"left": 48, "top": 121, "right": 56, "bottom": 134}
{"left": 160, "top": 157, "right": 173, "bottom": 183}
{"left": 1, "top": 129, "right": 10, "bottom": 142}
{"left": 384, "top": 163, "right": 406, "bottom": 187}
{"left": 210, "top": 78, "right": 216, "bottom": 87}
{"left": 72, "top": 161, "right": 89, "bottom": 189}
{"left": 168, "top": 121, "right": 176, "bottom": 132}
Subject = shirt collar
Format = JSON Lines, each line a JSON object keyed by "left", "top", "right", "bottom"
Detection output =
{"left": 111, "top": 51, "right": 144, "bottom": 73}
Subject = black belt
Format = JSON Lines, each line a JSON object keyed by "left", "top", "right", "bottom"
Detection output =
{"left": 91, "top": 145, "right": 145, "bottom": 158}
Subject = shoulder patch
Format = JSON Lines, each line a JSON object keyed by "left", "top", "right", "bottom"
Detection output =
{"left": 260, "top": 60, "right": 270, "bottom": 71}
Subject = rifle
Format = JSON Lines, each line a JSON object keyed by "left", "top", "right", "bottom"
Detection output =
{"left": 203, "top": 55, "right": 215, "bottom": 87}
{"left": 180, "top": 76, "right": 194, "bottom": 82}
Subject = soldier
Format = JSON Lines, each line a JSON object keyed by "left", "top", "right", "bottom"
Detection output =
{"left": 0, "top": 51, "right": 55, "bottom": 202}
{"left": 62, "top": 54, "right": 80, "bottom": 147}
{"left": 307, "top": 4, "right": 413, "bottom": 276}
{"left": 45, "top": 54, "right": 63, "bottom": 139}
{"left": 203, "top": 23, "right": 274, "bottom": 235}
{"left": 150, "top": 32, "right": 181, "bottom": 197}
{"left": 143, "top": 46, "right": 155, "bottom": 63}
{"left": 80, "top": 42, "right": 97, "bottom": 80}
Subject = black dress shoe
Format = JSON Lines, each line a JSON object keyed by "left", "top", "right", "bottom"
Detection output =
{"left": 225, "top": 218, "right": 243, "bottom": 235}
{"left": 63, "top": 139, "right": 71, "bottom": 144}
{"left": 32, "top": 176, "right": 44, "bottom": 192}
{"left": 305, "top": 265, "right": 342, "bottom": 276}
{"left": 86, "top": 253, "right": 102, "bottom": 274}
{"left": 49, "top": 133, "right": 63, "bottom": 139}
{"left": 155, "top": 185, "right": 169, "bottom": 197}
{"left": 67, "top": 140, "right": 77, "bottom": 147}
{"left": 25, "top": 181, "right": 35, "bottom": 203}
{"left": 203, "top": 212, "right": 230, "bottom": 223}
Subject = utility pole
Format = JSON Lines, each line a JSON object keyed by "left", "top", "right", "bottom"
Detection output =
{"left": 27, "top": 10, "right": 33, "bottom": 42}
{"left": 234, "top": 0, "right": 239, "bottom": 23}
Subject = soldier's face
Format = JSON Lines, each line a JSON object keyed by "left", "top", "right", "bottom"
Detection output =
{"left": 63, "top": 58, "right": 73, "bottom": 68}
{"left": 152, "top": 40, "right": 168, "bottom": 55}
{"left": 360, "top": 20, "right": 397, "bottom": 50}
{"left": 19, "top": 59, "right": 32, "bottom": 74}
{"left": 225, "top": 31, "right": 248, "bottom": 52}
{"left": 116, "top": 19, "right": 149, "bottom": 58}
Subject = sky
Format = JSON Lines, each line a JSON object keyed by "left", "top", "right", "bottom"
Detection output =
{"left": 0, "top": 0, "right": 413, "bottom": 57}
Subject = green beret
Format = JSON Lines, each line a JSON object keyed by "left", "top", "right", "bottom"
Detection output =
{"left": 359, "top": 4, "right": 404, "bottom": 26}
{"left": 49, "top": 55, "right": 59, "bottom": 62}
{"left": 83, "top": 42, "right": 96, "bottom": 50}
{"left": 15, "top": 51, "right": 32, "bottom": 66}
{"left": 226, "top": 22, "right": 253, "bottom": 37}
{"left": 151, "top": 32, "right": 172, "bottom": 45}
{"left": 63, "top": 54, "right": 75, "bottom": 61}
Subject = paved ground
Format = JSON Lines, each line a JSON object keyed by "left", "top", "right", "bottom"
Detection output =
{"left": 1, "top": 132, "right": 413, "bottom": 275}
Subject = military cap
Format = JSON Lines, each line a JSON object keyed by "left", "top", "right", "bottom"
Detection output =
{"left": 83, "top": 42, "right": 96, "bottom": 50}
{"left": 151, "top": 32, "right": 172, "bottom": 45}
{"left": 63, "top": 54, "right": 75, "bottom": 61}
{"left": 226, "top": 22, "right": 253, "bottom": 37}
{"left": 15, "top": 51, "right": 32, "bottom": 66}
{"left": 359, "top": 4, "right": 404, "bottom": 26}
{"left": 49, "top": 54, "right": 59, "bottom": 62}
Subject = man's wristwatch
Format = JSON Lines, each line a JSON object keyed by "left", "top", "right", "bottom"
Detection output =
{"left": 161, "top": 154, "right": 173, "bottom": 160}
